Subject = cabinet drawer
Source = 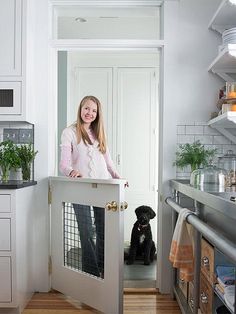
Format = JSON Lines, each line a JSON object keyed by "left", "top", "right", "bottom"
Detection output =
{"left": 0, "top": 219, "right": 11, "bottom": 251}
{"left": 0, "top": 194, "right": 11, "bottom": 212}
{"left": 0, "top": 257, "right": 12, "bottom": 302}
{"left": 200, "top": 273, "right": 213, "bottom": 314}
{"left": 201, "top": 238, "right": 215, "bottom": 284}
{"left": 177, "top": 270, "right": 188, "bottom": 298}
{"left": 188, "top": 281, "right": 194, "bottom": 312}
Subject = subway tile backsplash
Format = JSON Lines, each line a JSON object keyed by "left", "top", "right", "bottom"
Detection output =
{"left": 176, "top": 123, "right": 236, "bottom": 179}
{"left": 0, "top": 121, "right": 34, "bottom": 144}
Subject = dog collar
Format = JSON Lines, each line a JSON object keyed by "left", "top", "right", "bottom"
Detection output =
{"left": 138, "top": 224, "right": 148, "bottom": 230}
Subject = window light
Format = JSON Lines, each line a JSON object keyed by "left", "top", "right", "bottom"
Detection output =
{"left": 229, "top": 0, "right": 236, "bottom": 5}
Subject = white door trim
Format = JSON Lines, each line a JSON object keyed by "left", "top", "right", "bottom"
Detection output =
{"left": 50, "top": 39, "right": 164, "bottom": 50}
{"left": 50, "top": 1, "right": 163, "bottom": 6}
{"left": 48, "top": 0, "right": 163, "bottom": 292}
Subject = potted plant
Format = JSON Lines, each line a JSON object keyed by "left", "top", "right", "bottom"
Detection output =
{"left": 173, "top": 140, "right": 217, "bottom": 172}
{"left": 17, "top": 144, "right": 38, "bottom": 181}
{"left": 0, "top": 140, "right": 20, "bottom": 182}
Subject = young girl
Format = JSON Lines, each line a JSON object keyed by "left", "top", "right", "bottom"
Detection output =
{"left": 60, "top": 95, "right": 120, "bottom": 277}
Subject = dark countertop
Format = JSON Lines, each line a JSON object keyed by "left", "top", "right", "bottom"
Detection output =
{"left": 0, "top": 180, "right": 37, "bottom": 189}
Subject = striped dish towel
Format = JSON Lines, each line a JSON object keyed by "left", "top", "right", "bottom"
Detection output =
{"left": 169, "top": 208, "right": 194, "bottom": 282}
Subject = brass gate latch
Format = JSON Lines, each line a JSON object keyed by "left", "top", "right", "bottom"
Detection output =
{"left": 105, "top": 201, "right": 128, "bottom": 212}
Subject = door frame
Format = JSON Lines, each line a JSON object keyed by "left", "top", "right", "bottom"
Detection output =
{"left": 48, "top": 0, "right": 165, "bottom": 291}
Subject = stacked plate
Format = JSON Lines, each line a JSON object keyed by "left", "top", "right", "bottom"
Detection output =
{"left": 222, "top": 27, "right": 236, "bottom": 45}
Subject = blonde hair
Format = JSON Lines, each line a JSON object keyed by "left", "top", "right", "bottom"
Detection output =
{"left": 74, "top": 96, "right": 107, "bottom": 153}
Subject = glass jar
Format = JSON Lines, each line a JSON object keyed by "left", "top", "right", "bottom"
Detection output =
{"left": 218, "top": 150, "right": 236, "bottom": 185}
{"left": 226, "top": 82, "right": 236, "bottom": 99}
{"left": 190, "top": 165, "right": 228, "bottom": 189}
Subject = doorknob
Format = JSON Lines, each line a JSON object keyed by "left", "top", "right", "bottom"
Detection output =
{"left": 105, "top": 201, "right": 128, "bottom": 211}
{"left": 105, "top": 201, "right": 118, "bottom": 212}
{"left": 120, "top": 201, "right": 128, "bottom": 211}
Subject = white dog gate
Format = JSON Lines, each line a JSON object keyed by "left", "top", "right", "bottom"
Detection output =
{"left": 49, "top": 176, "right": 126, "bottom": 314}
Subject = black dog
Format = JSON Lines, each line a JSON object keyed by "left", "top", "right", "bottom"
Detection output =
{"left": 126, "top": 205, "right": 156, "bottom": 265}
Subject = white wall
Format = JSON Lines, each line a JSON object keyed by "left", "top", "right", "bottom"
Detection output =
{"left": 26, "top": 0, "right": 50, "bottom": 292}
{"left": 158, "top": 0, "right": 223, "bottom": 293}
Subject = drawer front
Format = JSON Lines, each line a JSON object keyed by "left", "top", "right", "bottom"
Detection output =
{"left": 0, "top": 257, "right": 12, "bottom": 302}
{"left": 200, "top": 273, "right": 213, "bottom": 314}
{"left": 201, "top": 238, "right": 214, "bottom": 284}
{"left": 177, "top": 270, "right": 188, "bottom": 298}
{"left": 0, "top": 194, "right": 11, "bottom": 213}
{"left": 0, "top": 219, "right": 11, "bottom": 251}
{"left": 188, "top": 281, "right": 194, "bottom": 312}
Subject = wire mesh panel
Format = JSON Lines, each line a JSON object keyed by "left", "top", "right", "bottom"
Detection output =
{"left": 63, "top": 202, "right": 104, "bottom": 279}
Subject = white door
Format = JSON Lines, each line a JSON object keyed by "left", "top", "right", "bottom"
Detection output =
{"left": 50, "top": 177, "right": 126, "bottom": 314}
{"left": 117, "top": 68, "right": 158, "bottom": 242}
{"left": 66, "top": 59, "right": 158, "bottom": 243}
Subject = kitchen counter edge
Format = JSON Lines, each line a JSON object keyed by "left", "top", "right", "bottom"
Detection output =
{"left": 170, "top": 179, "right": 236, "bottom": 220}
{"left": 0, "top": 180, "right": 37, "bottom": 189}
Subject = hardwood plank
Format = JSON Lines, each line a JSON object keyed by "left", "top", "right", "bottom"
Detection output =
{"left": 23, "top": 291, "right": 181, "bottom": 314}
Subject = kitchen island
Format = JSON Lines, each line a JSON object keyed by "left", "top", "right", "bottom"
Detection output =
{"left": 168, "top": 179, "right": 236, "bottom": 314}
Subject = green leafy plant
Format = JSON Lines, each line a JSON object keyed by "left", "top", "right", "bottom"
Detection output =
{"left": 173, "top": 141, "right": 217, "bottom": 172}
{"left": 17, "top": 144, "right": 38, "bottom": 181}
{"left": 0, "top": 140, "right": 20, "bottom": 182}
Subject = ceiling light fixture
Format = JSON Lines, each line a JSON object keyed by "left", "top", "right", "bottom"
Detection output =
{"left": 229, "top": 0, "right": 236, "bottom": 5}
{"left": 75, "top": 17, "right": 87, "bottom": 23}
{"left": 99, "top": 16, "right": 119, "bottom": 19}
{"left": 229, "top": 44, "right": 236, "bottom": 58}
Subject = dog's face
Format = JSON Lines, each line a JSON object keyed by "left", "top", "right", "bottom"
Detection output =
{"left": 135, "top": 205, "right": 156, "bottom": 226}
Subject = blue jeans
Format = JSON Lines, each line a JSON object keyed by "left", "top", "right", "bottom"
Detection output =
{"left": 73, "top": 204, "right": 104, "bottom": 277}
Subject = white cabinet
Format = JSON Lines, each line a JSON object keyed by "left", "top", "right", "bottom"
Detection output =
{"left": 0, "top": 0, "right": 29, "bottom": 121}
{"left": 0, "top": 187, "right": 35, "bottom": 313}
{"left": 0, "top": 0, "right": 22, "bottom": 76}
{"left": 208, "top": 0, "right": 236, "bottom": 81}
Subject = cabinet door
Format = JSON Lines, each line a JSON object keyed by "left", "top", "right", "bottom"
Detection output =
{"left": 0, "top": 257, "right": 12, "bottom": 302}
{"left": 0, "top": 0, "right": 22, "bottom": 76}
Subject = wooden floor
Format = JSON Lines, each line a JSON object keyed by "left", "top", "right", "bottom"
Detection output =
{"left": 23, "top": 290, "right": 181, "bottom": 314}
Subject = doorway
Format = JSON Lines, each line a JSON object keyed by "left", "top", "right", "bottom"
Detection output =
{"left": 53, "top": 2, "right": 162, "bottom": 290}
{"left": 58, "top": 50, "right": 159, "bottom": 288}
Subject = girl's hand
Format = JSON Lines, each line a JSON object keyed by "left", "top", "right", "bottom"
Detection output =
{"left": 69, "top": 170, "right": 82, "bottom": 178}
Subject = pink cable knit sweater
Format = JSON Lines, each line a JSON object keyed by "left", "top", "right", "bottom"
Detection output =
{"left": 59, "top": 126, "right": 120, "bottom": 179}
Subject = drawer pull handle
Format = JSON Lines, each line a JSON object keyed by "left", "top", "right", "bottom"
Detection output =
{"left": 200, "top": 292, "right": 208, "bottom": 304}
{"left": 189, "top": 298, "right": 194, "bottom": 309}
{"left": 202, "top": 256, "right": 209, "bottom": 267}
